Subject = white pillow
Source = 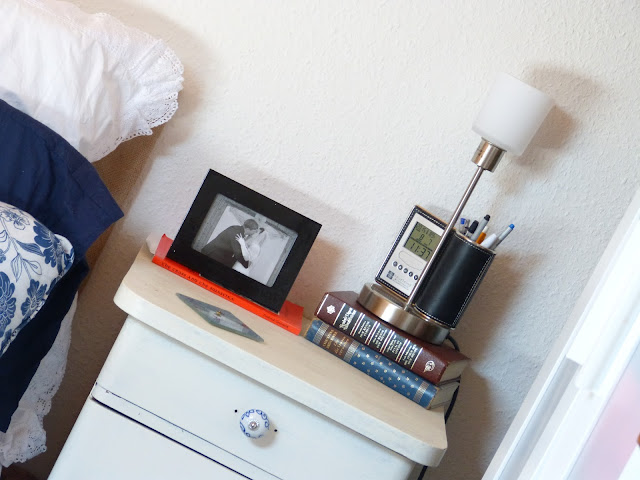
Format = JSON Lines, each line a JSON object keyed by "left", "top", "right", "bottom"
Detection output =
{"left": 0, "top": 201, "right": 74, "bottom": 357}
{"left": 0, "top": 0, "right": 184, "bottom": 162}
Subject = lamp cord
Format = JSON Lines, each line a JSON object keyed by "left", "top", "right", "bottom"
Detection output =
{"left": 417, "top": 334, "right": 460, "bottom": 480}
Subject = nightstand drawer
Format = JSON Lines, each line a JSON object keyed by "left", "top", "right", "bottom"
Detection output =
{"left": 50, "top": 399, "right": 245, "bottom": 480}
{"left": 96, "top": 317, "right": 414, "bottom": 480}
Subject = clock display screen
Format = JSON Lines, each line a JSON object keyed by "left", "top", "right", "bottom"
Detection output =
{"left": 403, "top": 223, "right": 440, "bottom": 261}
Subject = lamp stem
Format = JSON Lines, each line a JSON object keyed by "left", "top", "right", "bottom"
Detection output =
{"left": 403, "top": 164, "right": 485, "bottom": 311}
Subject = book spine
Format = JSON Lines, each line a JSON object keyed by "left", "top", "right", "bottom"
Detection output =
{"left": 305, "top": 319, "right": 438, "bottom": 409}
{"left": 316, "top": 293, "right": 446, "bottom": 383}
{"left": 151, "top": 253, "right": 301, "bottom": 334}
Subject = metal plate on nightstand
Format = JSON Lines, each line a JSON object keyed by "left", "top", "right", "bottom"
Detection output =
{"left": 177, "top": 293, "right": 264, "bottom": 343}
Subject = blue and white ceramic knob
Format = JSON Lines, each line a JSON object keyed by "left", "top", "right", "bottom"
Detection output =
{"left": 239, "top": 409, "right": 270, "bottom": 439}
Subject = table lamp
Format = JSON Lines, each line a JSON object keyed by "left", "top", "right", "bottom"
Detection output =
{"left": 358, "top": 73, "right": 554, "bottom": 344}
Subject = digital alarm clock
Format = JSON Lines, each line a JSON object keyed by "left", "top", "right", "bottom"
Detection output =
{"left": 375, "top": 206, "right": 446, "bottom": 298}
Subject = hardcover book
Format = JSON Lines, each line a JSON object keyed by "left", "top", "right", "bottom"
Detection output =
{"left": 305, "top": 319, "right": 459, "bottom": 410}
{"left": 315, "top": 291, "right": 469, "bottom": 384}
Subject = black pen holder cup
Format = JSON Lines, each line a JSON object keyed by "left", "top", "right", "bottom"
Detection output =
{"left": 412, "top": 231, "right": 495, "bottom": 329}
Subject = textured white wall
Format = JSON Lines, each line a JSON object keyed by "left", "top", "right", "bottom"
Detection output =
{"left": 27, "top": 1, "right": 640, "bottom": 479}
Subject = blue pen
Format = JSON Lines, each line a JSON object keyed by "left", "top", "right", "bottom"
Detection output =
{"left": 493, "top": 224, "right": 514, "bottom": 248}
{"left": 459, "top": 218, "right": 468, "bottom": 235}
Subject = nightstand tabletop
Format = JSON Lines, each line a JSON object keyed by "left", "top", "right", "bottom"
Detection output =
{"left": 114, "top": 245, "right": 448, "bottom": 466}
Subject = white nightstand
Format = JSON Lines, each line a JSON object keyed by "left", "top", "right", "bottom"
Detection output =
{"left": 50, "top": 245, "right": 447, "bottom": 479}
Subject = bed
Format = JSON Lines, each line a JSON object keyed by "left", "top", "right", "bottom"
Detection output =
{"left": 0, "top": 0, "right": 183, "bottom": 472}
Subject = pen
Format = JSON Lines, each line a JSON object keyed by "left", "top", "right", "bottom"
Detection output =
{"left": 475, "top": 225, "right": 488, "bottom": 244}
{"left": 493, "top": 224, "right": 515, "bottom": 248}
{"left": 465, "top": 220, "right": 478, "bottom": 238}
{"left": 480, "top": 233, "right": 498, "bottom": 249}
{"left": 470, "top": 214, "right": 490, "bottom": 241}
{"left": 459, "top": 218, "right": 467, "bottom": 234}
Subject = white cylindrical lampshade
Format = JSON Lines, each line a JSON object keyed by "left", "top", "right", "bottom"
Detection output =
{"left": 472, "top": 73, "right": 554, "bottom": 156}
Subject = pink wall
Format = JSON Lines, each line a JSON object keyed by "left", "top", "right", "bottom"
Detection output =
{"left": 569, "top": 344, "right": 640, "bottom": 479}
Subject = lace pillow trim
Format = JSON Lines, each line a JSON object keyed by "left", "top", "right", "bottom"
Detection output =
{"left": 0, "top": 296, "right": 77, "bottom": 467}
{"left": 24, "top": 0, "right": 185, "bottom": 162}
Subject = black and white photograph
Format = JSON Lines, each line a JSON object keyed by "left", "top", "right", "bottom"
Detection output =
{"left": 192, "top": 194, "right": 297, "bottom": 287}
{"left": 167, "top": 169, "right": 321, "bottom": 313}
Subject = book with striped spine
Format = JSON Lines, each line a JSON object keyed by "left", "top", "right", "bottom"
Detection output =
{"left": 305, "top": 319, "right": 459, "bottom": 410}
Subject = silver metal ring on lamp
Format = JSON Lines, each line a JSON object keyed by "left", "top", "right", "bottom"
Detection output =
{"left": 357, "top": 283, "right": 450, "bottom": 345}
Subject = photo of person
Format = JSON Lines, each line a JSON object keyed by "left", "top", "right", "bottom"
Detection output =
{"left": 201, "top": 218, "right": 260, "bottom": 268}
{"left": 232, "top": 226, "right": 267, "bottom": 273}
{"left": 192, "top": 194, "right": 297, "bottom": 287}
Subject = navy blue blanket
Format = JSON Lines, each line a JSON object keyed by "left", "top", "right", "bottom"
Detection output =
{"left": 0, "top": 99, "right": 123, "bottom": 431}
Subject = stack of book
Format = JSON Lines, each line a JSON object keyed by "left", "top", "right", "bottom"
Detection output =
{"left": 305, "top": 291, "right": 469, "bottom": 410}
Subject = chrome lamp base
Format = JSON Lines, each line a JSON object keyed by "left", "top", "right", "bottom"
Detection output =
{"left": 357, "top": 283, "right": 450, "bottom": 345}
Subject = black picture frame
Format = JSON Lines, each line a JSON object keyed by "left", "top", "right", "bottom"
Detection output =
{"left": 167, "top": 169, "right": 321, "bottom": 313}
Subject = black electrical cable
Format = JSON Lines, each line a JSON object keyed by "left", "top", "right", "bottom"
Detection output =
{"left": 446, "top": 333, "right": 460, "bottom": 352}
{"left": 417, "top": 334, "right": 460, "bottom": 480}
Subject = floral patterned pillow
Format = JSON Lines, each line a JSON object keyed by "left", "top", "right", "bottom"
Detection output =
{"left": 0, "top": 201, "right": 74, "bottom": 357}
